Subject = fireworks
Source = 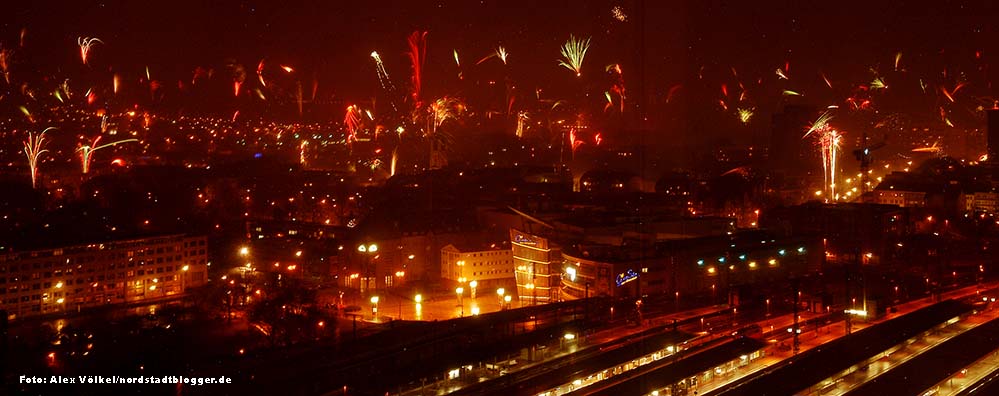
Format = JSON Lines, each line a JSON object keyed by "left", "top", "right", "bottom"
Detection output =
{"left": 407, "top": 31, "right": 428, "bottom": 105}
{"left": 569, "top": 128, "right": 584, "bottom": 157}
{"left": 23, "top": 128, "right": 53, "bottom": 189}
{"left": 371, "top": 51, "right": 396, "bottom": 93}
{"left": 480, "top": 46, "right": 510, "bottom": 65}
{"left": 804, "top": 111, "right": 834, "bottom": 137}
{"left": 611, "top": 6, "right": 627, "bottom": 22}
{"left": 558, "top": 35, "right": 590, "bottom": 77}
{"left": 0, "top": 47, "right": 10, "bottom": 84}
{"left": 607, "top": 63, "right": 626, "bottom": 112}
{"left": 804, "top": 113, "right": 843, "bottom": 201}
{"left": 737, "top": 108, "right": 754, "bottom": 124}
{"left": 496, "top": 46, "right": 509, "bottom": 65}
{"left": 256, "top": 59, "right": 267, "bottom": 87}
{"left": 775, "top": 68, "right": 789, "bottom": 80}
{"left": 78, "top": 137, "right": 139, "bottom": 174}
{"left": 427, "top": 96, "right": 465, "bottom": 135}
{"left": 78, "top": 37, "right": 103, "bottom": 65}
{"left": 299, "top": 140, "right": 308, "bottom": 167}
{"left": 870, "top": 76, "right": 887, "bottom": 90}
{"left": 782, "top": 90, "right": 801, "bottom": 96}
{"left": 344, "top": 105, "right": 362, "bottom": 145}
{"left": 894, "top": 52, "right": 902, "bottom": 71}
{"left": 515, "top": 111, "right": 529, "bottom": 138}
{"left": 941, "top": 82, "right": 966, "bottom": 103}
{"left": 390, "top": 148, "right": 398, "bottom": 176}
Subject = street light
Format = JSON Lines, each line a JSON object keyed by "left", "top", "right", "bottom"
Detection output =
{"left": 470, "top": 280, "right": 478, "bottom": 299}
{"left": 370, "top": 296, "right": 380, "bottom": 318}
{"left": 239, "top": 246, "right": 249, "bottom": 256}
{"left": 455, "top": 287, "right": 464, "bottom": 317}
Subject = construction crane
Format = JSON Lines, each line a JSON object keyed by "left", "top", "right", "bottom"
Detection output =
{"left": 852, "top": 131, "right": 887, "bottom": 203}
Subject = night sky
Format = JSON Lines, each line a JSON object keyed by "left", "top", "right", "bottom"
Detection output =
{"left": 3, "top": 1, "right": 999, "bottom": 143}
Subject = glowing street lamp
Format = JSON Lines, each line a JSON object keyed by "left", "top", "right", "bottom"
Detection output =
{"left": 239, "top": 246, "right": 250, "bottom": 256}
{"left": 455, "top": 287, "right": 464, "bottom": 317}
{"left": 370, "top": 296, "right": 380, "bottom": 318}
{"left": 469, "top": 280, "right": 478, "bottom": 299}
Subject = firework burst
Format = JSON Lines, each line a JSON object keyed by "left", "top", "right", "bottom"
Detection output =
{"left": 344, "top": 105, "right": 362, "bottom": 145}
{"left": 407, "top": 31, "right": 428, "bottom": 106}
{"left": 23, "top": 128, "right": 54, "bottom": 188}
{"left": 77, "top": 37, "right": 103, "bottom": 65}
{"left": 804, "top": 113, "right": 843, "bottom": 201}
{"left": 558, "top": 35, "right": 590, "bottom": 77}
{"left": 78, "top": 136, "right": 139, "bottom": 174}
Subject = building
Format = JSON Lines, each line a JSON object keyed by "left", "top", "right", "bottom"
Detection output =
{"left": 769, "top": 105, "right": 820, "bottom": 179}
{"left": 560, "top": 231, "right": 821, "bottom": 300}
{"left": 960, "top": 192, "right": 999, "bottom": 214}
{"left": 873, "top": 190, "right": 926, "bottom": 208}
{"left": 440, "top": 240, "right": 514, "bottom": 289}
{"left": 762, "top": 202, "right": 908, "bottom": 265}
{"left": 511, "top": 228, "right": 560, "bottom": 305}
{"left": 0, "top": 234, "right": 209, "bottom": 320}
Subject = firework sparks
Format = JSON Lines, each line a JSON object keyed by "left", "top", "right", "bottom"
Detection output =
{"left": 515, "top": 111, "right": 529, "bottom": 138}
{"left": 344, "top": 105, "right": 362, "bottom": 145}
{"left": 78, "top": 136, "right": 139, "bottom": 174}
{"left": 256, "top": 59, "right": 267, "bottom": 87}
{"left": 77, "top": 37, "right": 102, "bottom": 65}
{"left": 370, "top": 51, "right": 393, "bottom": 92}
{"left": 870, "top": 76, "right": 887, "bottom": 90}
{"left": 558, "top": 35, "right": 590, "bottom": 77}
{"left": 407, "top": 31, "right": 428, "bottom": 106}
{"left": 737, "top": 108, "right": 754, "bottom": 124}
{"left": 894, "top": 52, "right": 902, "bottom": 71}
{"left": 569, "top": 128, "right": 585, "bottom": 157}
{"left": 821, "top": 72, "right": 833, "bottom": 89}
{"left": 782, "top": 90, "right": 801, "bottom": 96}
{"left": 775, "top": 68, "right": 789, "bottom": 80}
{"left": 390, "top": 147, "right": 398, "bottom": 176}
{"left": 113, "top": 74, "right": 120, "bottom": 94}
{"left": 427, "top": 96, "right": 465, "bottom": 134}
{"left": 0, "top": 47, "right": 10, "bottom": 84}
{"left": 804, "top": 111, "right": 834, "bottom": 138}
{"left": 912, "top": 141, "right": 942, "bottom": 153}
{"left": 941, "top": 82, "right": 966, "bottom": 103}
{"left": 299, "top": 140, "right": 308, "bottom": 167}
{"left": 607, "top": 63, "right": 626, "bottom": 112}
{"left": 804, "top": 113, "right": 842, "bottom": 201}
{"left": 611, "top": 6, "right": 627, "bottom": 22}
{"left": 496, "top": 46, "right": 509, "bottom": 64}
{"left": 23, "top": 128, "right": 53, "bottom": 189}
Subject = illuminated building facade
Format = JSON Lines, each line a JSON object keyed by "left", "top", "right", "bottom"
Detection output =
{"left": 0, "top": 234, "right": 209, "bottom": 320}
{"left": 511, "top": 228, "right": 560, "bottom": 304}
{"left": 440, "top": 242, "right": 514, "bottom": 288}
{"left": 560, "top": 232, "right": 821, "bottom": 300}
